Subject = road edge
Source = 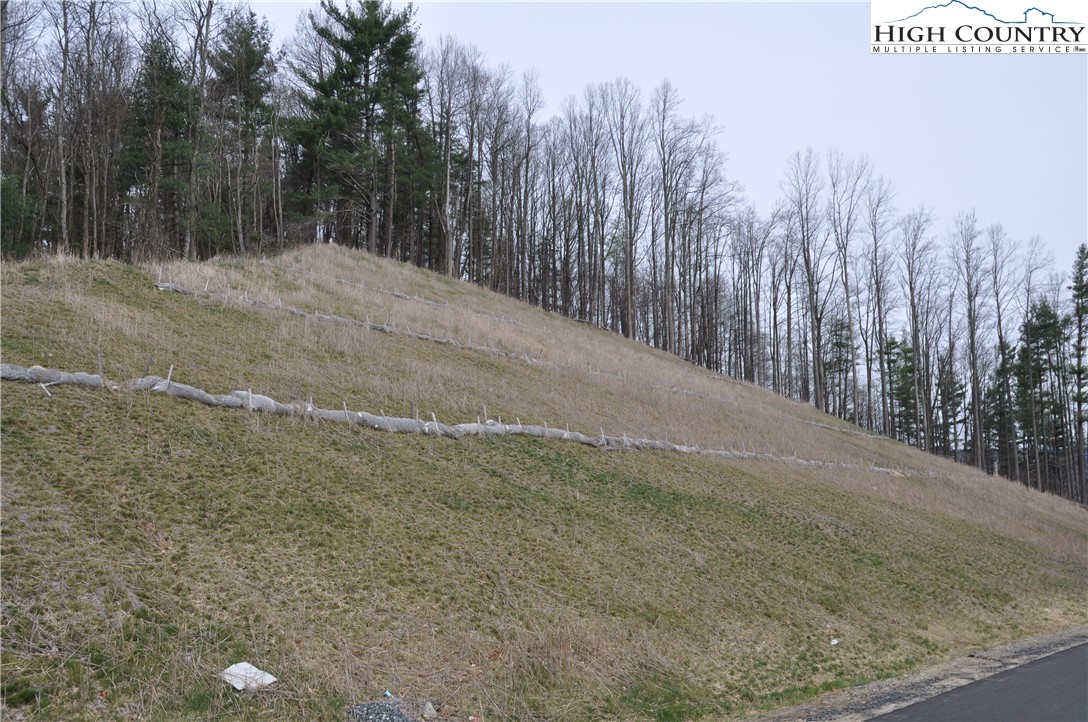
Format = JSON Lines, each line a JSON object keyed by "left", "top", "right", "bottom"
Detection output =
{"left": 748, "top": 626, "right": 1088, "bottom": 722}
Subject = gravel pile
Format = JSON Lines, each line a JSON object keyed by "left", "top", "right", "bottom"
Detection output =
{"left": 345, "top": 702, "right": 417, "bottom": 722}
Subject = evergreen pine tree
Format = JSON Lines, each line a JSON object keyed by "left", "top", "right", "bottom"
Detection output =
{"left": 209, "top": 8, "right": 276, "bottom": 255}
{"left": 123, "top": 31, "right": 192, "bottom": 259}
{"left": 289, "top": 0, "right": 423, "bottom": 253}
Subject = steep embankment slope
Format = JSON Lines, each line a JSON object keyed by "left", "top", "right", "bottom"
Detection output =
{"left": 2, "top": 247, "right": 1085, "bottom": 721}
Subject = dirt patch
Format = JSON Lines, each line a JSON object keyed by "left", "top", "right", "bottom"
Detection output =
{"left": 750, "top": 626, "right": 1088, "bottom": 722}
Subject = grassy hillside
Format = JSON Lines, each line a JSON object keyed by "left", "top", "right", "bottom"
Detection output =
{"left": 2, "top": 247, "right": 1085, "bottom": 722}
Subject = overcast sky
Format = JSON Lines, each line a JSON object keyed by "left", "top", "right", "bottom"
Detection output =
{"left": 254, "top": 0, "right": 1087, "bottom": 279}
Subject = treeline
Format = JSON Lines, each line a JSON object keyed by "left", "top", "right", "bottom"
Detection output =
{"left": 2, "top": 0, "right": 1085, "bottom": 501}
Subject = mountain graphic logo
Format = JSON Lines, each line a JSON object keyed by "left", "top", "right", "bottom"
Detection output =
{"left": 888, "top": 0, "right": 1080, "bottom": 24}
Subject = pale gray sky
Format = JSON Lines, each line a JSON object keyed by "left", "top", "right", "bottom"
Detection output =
{"left": 255, "top": 0, "right": 1087, "bottom": 277}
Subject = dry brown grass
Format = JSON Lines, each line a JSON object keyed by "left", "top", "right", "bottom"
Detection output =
{"left": 150, "top": 248, "right": 910, "bottom": 466}
{"left": 2, "top": 247, "right": 1086, "bottom": 721}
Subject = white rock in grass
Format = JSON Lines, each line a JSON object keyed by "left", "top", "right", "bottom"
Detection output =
{"left": 221, "top": 662, "right": 277, "bottom": 691}
{"left": 421, "top": 701, "right": 437, "bottom": 720}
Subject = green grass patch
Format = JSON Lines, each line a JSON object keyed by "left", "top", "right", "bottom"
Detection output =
{"left": 598, "top": 671, "right": 728, "bottom": 722}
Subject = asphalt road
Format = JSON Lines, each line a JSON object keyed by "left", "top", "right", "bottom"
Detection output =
{"left": 870, "top": 642, "right": 1088, "bottom": 722}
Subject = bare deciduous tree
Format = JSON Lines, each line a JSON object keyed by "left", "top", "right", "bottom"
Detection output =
{"left": 783, "top": 148, "right": 832, "bottom": 411}
{"left": 604, "top": 76, "right": 647, "bottom": 339}
{"left": 826, "top": 148, "right": 870, "bottom": 422}
{"left": 863, "top": 175, "right": 896, "bottom": 434}
{"left": 950, "top": 209, "right": 989, "bottom": 469}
